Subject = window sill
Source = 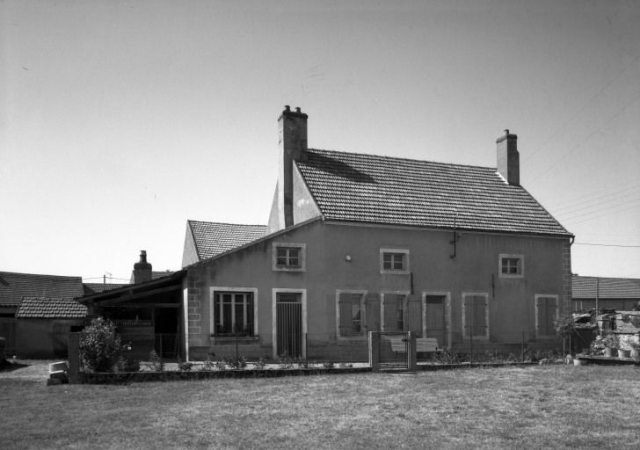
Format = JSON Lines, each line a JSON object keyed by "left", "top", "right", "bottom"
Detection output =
{"left": 210, "top": 335, "right": 260, "bottom": 345}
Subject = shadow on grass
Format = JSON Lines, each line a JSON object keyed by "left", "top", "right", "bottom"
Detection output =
{"left": 0, "top": 359, "right": 31, "bottom": 373}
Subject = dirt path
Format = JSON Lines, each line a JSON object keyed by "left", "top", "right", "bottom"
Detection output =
{"left": 0, "top": 359, "right": 56, "bottom": 381}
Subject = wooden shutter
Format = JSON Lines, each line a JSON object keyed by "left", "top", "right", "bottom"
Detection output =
{"left": 465, "top": 295, "right": 487, "bottom": 337}
{"left": 537, "top": 297, "right": 557, "bottom": 336}
{"left": 366, "top": 293, "right": 380, "bottom": 332}
{"left": 383, "top": 295, "right": 400, "bottom": 331}
{"left": 407, "top": 295, "right": 422, "bottom": 336}
{"left": 338, "top": 294, "right": 354, "bottom": 337}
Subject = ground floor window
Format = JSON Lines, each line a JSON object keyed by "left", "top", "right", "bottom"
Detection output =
{"left": 382, "top": 293, "right": 408, "bottom": 332}
{"left": 213, "top": 291, "right": 254, "bottom": 336}
{"left": 462, "top": 293, "right": 489, "bottom": 338}
{"left": 536, "top": 295, "right": 558, "bottom": 338}
{"left": 337, "top": 291, "right": 366, "bottom": 337}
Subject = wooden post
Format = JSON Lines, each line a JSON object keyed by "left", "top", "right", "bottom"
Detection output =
{"left": 369, "top": 332, "right": 380, "bottom": 371}
{"left": 407, "top": 331, "right": 417, "bottom": 371}
{"left": 67, "top": 332, "right": 80, "bottom": 384}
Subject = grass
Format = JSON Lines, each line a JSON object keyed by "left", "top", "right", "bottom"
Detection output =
{"left": 1, "top": 363, "right": 639, "bottom": 450}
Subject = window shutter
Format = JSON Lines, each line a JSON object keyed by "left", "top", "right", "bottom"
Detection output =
{"left": 338, "top": 295, "right": 354, "bottom": 337}
{"left": 538, "top": 297, "right": 557, "bottom": 336}
{"left": 407, "top": 295, "right": 422, "bottom": 336}
{"left": 383, "top": 295, "right": 399, "bottom": 331}
{"left": 465, "top": 295, "right": 487, "bottom": 337}
{"left": 366, "top": 293, "right": 380, "bottom": 332}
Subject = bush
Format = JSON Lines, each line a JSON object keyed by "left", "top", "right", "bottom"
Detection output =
{"left": 79, "top": 318, "right": 122, "bottom": 373}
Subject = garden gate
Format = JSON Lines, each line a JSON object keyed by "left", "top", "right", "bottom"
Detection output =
{"left": 369, "top": 331, "right": 417, "bottom": 371}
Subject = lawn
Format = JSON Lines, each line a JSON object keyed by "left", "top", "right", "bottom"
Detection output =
{"left": 1, "top": 363, "right": 639, "bottom": 450}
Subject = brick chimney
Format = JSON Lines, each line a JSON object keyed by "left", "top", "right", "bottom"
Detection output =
{"left": 497, "top": 130, "right": 520, "bottom": 186}
{"left": 133, "top": 250, "right": 152, "bottom": 284}
{"left": 278, "top": 105, "right": 308, "bottom": 228}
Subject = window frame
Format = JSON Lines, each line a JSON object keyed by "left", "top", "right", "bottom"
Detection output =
{"left": 380, "top": 248, "right": 410, "bottom": 274}
{"left": 462, "top": 292, "right": 490, "bottom": 339}
{"left": 336, "top": 290, "right": 367, "bottom": 340}
{"left": 209, "top": 287, "right": 259, "bottom": 337}
{"left": 535, "top": 294, "right": 559, "bottom": 339}
{"left": 272, "top": 242, "right": 306, "bottom": 272}
{"left": 499, "top": 254, "right": 524, "bottom": 278}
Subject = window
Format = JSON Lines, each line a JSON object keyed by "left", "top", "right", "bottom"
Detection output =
{"left": 382, "top": 293, "right": 408, "bottom": 331}
{"left": 380, "top": 249, "right": 410, "bottom": 274}
{"left": 499, "top": 254, "right": 524, "bottom": 278}
{"left": 337, "top": 291, "right": 366, "bottom": 338}
{"left": 536, "top": 295, "right": 558, "bottom": 338}
{"left": 213, "top": 291, "right": 255, "bottom": 336}
{"left": 273, "top": 243, "right": 306, "bottom": 271}
{"left": 462, "top": 293, "right": 489, "bottom": 338}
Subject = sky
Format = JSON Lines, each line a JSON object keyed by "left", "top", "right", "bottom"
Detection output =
{"left": 1, "top": 0, "right": 639, "bottom": 283}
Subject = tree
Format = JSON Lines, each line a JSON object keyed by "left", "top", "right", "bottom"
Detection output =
{"left": 79, "top": 317, "right": 122, "bottom": 372}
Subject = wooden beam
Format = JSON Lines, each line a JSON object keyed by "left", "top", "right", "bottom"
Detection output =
{"left": 98, "top": 285, "right": 182, "bottom": 306}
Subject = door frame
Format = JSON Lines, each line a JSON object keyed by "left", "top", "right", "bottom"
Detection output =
{"left": 272, "top": 288, "right": 307, "bottom": 359}
{"left": 422, "top": 291, "right": 451, "bottom": 349}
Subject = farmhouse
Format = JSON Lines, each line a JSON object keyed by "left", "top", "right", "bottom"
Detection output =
{"left": 178, "top": 107, "right": 573, "bottom": 361}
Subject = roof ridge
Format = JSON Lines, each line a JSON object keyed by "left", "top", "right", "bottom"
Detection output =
{"left": 0, "top": 271, "right": 82, "bottom": 280}
{"left": 188, "top": 220, "right": 267, "bottom": 228}
{"left": 307, "top": 147, "right": 496, "bottom": 171}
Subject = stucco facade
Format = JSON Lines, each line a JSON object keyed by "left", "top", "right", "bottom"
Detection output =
{"left": 183, "top": 218, "right": 571, "bottom": 361}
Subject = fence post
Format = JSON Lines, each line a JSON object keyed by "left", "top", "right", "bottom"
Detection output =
{"left": 469, "top": 328, "right": 473, "bottom": 364}
{"left": 521, "top": 331, "right": 525, "bottom": 363}
{"left": 67, "top": 332, "right": 80, "bottom": 384}
{"left": 369, "top": 332, "right": 380, "bottom": 371}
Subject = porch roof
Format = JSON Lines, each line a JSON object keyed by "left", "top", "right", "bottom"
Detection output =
{"left": 77, "top": 270, "right": 186, "bottom": 306}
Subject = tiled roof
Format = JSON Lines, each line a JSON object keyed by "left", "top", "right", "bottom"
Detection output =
{"left": 152, "top": 271, "right": 174, "bottom": 280}
{"left": 15, "top": 297, "right": 87, "bottom": 319}
{"left": 296, "top": 149, "right": 572, "bottom": 237}
{"left": 0, "top": 272, "right": 84, "bottom": 307}
{"left": 83, "top": 283, "right": 129, "bottom": 296}
{"left": 188, "top": 220, "right": 268, "bottom": 261}
{"left": 572, "top": 276, "right": 640, "bottom": 299}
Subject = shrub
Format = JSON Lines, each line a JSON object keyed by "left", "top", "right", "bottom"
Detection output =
{"left": 149, "top": 350, "right": 164, "bottom": 372}
{"left": 253, "top": 357, "right": 267, "bottom": 370}
{"left": 79, "top": 318, "right": 122, "bottom": 373}
{"left": 224, "top": 356, "right": 247, "bottom": 370}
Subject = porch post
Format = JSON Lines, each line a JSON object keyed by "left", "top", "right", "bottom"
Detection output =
{"left": 369, "top": 331, "right": 380, "bottom": 371}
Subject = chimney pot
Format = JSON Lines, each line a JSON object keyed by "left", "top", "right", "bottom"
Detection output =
{"left": 295, "top": 107, "right": 301, "bottom": 113}
{"left": 285, "top": 105, "right": 290, "bottom": 112}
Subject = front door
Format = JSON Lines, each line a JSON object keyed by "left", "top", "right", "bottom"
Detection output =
{"left": 425, "top": 295, "right": 446, "bottom": 348}
{"left": 276, "top": 293, "right": 303, "bottom": 358}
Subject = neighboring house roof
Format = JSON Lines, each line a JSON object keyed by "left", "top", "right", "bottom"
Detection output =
{"left": 0, "top": 272, "right": 84, "bottom": 307}
{"left": 83, "top": 283, "right": 129, "bottom": 296}
{"left": 153, "top": 271, "right": 174, "bottom": 280}
{"left": 15, "top": 297, "right": 87, "bottom": 319}
{"left": 572, "top": 276, "right": 640, "bottom": 299}
{"left": 295, "top": 149, "right": 572, "bottom": 237}
{"left": 187, "top": 220, "right": 268, "bottom": 261}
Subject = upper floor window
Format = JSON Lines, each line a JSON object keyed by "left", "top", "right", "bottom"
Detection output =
{"left": 273, "top": 243, "right": 306, "bottom": 272}
{"left": 499, "top": 254, "right": 524, "bottom": 278}
{"left": 380, "top": 249, "right": 410, "bottom": 274}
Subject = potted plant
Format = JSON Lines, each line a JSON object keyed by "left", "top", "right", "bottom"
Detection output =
{"left": 602, "top": 333, "right": 618, "bottom": 357}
